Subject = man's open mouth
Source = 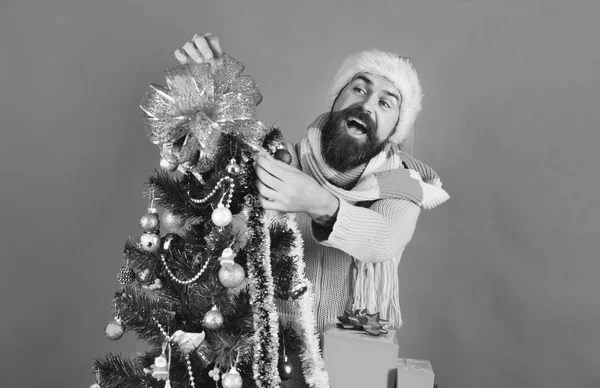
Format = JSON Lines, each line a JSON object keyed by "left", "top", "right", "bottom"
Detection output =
{"left": 345, "top": 116, "right": 368, "bottom": 136}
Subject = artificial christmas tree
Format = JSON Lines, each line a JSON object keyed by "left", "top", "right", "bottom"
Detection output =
{"left": 93, "top": 54, "right": 328, "bottom": 388}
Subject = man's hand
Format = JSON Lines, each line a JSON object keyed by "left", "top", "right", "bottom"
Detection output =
{"left": 174, "top": 33, "right": 223, "bottom": 65}
{"left": 254, "top": 150, "right": 340, "bottom": 225}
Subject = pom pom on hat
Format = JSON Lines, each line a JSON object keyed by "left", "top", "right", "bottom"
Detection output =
{"left": 328, "top": 50, "right": 423, "bottom": 144}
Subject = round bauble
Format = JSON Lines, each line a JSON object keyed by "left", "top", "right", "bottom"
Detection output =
{"left": 211, "top": 206, "right": 232, "bottom": 227}
{"left": 160, "top": 157, "right": 179, "bottom": 172}
{"left": 221, "top": 367, "right": 243, "bottom": 388}
{"left": 139, "top": 211, "right": 160, "bottom": 232}
{"left": 218, "top": 262, "right": 245, "bottom": 288}
{"left": 117, "top": 266, "right": 136, "bottom": 285}
{"left": 274, "top": 148, "right": 293, "bottom": 165}
{"left": 105, "top": 317, "right": 125, "bottom": 340}
{"left": 278, "top": 357, "right": 293, "bottom": 380}
{"left": 162, "top": 210, "right": 185, "bottom": 231}
{"left": 140, "top": 233, "right": 161, "bottom": 252}
{"left": 162, "top": 233, "right": 184, "bottom": 252}
{"left": 203, "top": 306, "right": 224, "bottom": 330}
{"left": 225, "top": 159, "right": 242, "bottom": 175}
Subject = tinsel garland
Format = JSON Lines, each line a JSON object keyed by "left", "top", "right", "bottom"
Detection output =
{"left": 281, "top": 212, "right": 330, "bottom": 388}
{"left": 243, "top": 195, "right": 281, "bottom": 387}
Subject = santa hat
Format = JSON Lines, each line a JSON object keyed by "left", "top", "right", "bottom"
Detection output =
{"left": 328, "top": 50, "right": 423, "bottom": 144}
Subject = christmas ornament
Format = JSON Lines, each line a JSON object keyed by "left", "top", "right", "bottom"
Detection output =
{"left": 196, "top": 341, "right": 216, "bottom": 367}
{"left": 211, "top": 204, "right": 232, "bottom": 227}
{"left": 117, "top": 262, "right": 135, "bottom": 285}
{"left": 171, "top": 330, "right": 205, "bottom": 355}
{"left": 221, "top": 366, "right": 243, "bottom": 388}
{"left": 162, "top": 233, "right": 184, "bottom": 251}
{"left": 162, "top": 209, "right": 185, "bottom": 231}
{"left": 337, "top": 309, "right": 389, "bottom": 336}
{"left": 140, "top": 53, "right": 270, "bottom": 176}
{"left": 219, "top": 247, "right": 236, "bottom": 265}
{"left": 208, "top": 366, "right": 221, "bottom": 382}
{"left": 145, "top": 342, "right": 170, "bottom": 381}
{"left": 218, "top": 262, "right": 245, "bottom": 288}
{"left": 274, "top": 148, "right": 293, "bottom": 165}
{"left": 104, "top": 317, "right": 125, "bottom": 340}
{"left": 139, "top": 210, "right": 160, "bottom": 232}
{"left": 278, "top": 355, "right": 293, "bottom": 380}
{"left": 142, "top": 278, "right": 163, "bottom": 290}
{"left": 226, "top": 158, "right": 242, "bottom": 175}
{"left": 137, "top": 268, "right": 152, "bottom": 283}
{"left": 90, "top": 384, "right": 100, "bottom": 388}
{"left": 140, "top": 232, "right": 161, "bottom": 252}
{"left": 160, "top": 157, "right": 178, "bottom": 172}
{"left": 203, "top": 305, "right": 224, "bottom": 330}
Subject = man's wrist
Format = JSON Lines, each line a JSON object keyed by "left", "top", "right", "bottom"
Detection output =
{"left": 310, "top": 191, "right": 339, "bottom": 227}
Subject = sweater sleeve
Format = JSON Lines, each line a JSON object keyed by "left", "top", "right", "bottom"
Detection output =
{"left": 311, "top": 198, "right": 421, "bottom": 263}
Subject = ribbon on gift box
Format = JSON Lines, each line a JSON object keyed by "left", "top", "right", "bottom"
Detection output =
{"left": 337, "top": 309, "right": 389, "bottom": 336}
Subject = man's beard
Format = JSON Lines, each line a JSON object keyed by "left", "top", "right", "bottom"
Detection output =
{"left": 321, "top": 105, "right": 389, "bottom": 173}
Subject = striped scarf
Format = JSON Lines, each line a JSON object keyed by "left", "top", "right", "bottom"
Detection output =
{"left": 298, "top": 113, "right": 449, "bottom": 327}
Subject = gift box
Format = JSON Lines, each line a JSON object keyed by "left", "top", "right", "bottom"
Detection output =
{"left": 396, "top": 359, "right": 435, "bottom": 388}
{"left": 322, "top": 327, "right": 398, "bottom": 388}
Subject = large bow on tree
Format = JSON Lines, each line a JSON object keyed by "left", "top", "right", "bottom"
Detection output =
{"left": 140, "top": 54, "right": 269, "bottom": 173}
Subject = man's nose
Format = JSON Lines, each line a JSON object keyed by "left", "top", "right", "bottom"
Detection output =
{"left": 358, "top": 97, "right": 377, "bottom": 117}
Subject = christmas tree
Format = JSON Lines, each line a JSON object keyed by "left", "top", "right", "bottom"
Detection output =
{"left": 93, "top": 54, "right": 328, "bottom": 388}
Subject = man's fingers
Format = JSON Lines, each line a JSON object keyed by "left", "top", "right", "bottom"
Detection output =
{"left": 182, "top": 41, "right": 204, "bottom": 64}
{"left": 174, "top": 49, "right": 189, "bottom": 64}
{"left": 255, "top": 164, "right": 283, "bottom": 189}
{"left": 254, "top": 154, "right": 289, "bottom": 181}
{"left": 193, "top": 35, "right": 214, "bottom": 61}
{"left": 255, "top": 179, "right": 280, "bottom": 202}
{"left": 203, "top": 33, "right": 223, "bottom": 59}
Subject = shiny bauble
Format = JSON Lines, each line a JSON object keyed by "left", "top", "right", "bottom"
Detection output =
{"left": 117, "top": 266, "right": 136, "bottom": 285}
{"left": 203, "top": 306, "right": 224, "bottom": 330}
{"left": 221, "top": 367, "right": 243, "bottom": 388}
{"left": 140, "top": 232, "right": 161, "bottom": 253}
{"left": 225, "top": 159, "right": 242, "bottom": 175}
{"left": 139, "top": 211, "right": 160, "bottom": 232}
{"left": 105, "top": 317, "right": 125, "bottom": 340}
{"left": 90, "top": 384, "right": 101, "bottom": 388}
{"left": 211, "top": 206, "right": 232, "bottom": 227}
{"left": 218, "top": 262, "right": 245, "bottom": 288}
{"left": 274, "top": 148, "right": 293, "bottom": 165}
{"left": 162, "top": 209, "right": 185, "bottom": 231}
{"left": 162, "top": 233, "right": 184, "bottom": 252}
{"left": 278, "top": 356, "right": 293, "bottom": 381}
{"left": 160, "top": 157, "right": 179, "bottom": 172}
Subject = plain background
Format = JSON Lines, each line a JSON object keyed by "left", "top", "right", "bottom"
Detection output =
{"left": 1, "top": 0, "right": 599, "bottom": 387}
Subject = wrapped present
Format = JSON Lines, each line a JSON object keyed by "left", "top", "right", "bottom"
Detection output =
{"left": 322, "top": 327, "right": 398, "bottom": 388}
{"left": 396, "top": 359, "right": 435, "bottom": 388}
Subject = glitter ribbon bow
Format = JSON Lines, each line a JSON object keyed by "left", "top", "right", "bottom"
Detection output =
{"left": 140, "top": 54, "right": 269, "bottom": 173}
{"left": 337, "top": 309, "right": 389, "bottom": 336}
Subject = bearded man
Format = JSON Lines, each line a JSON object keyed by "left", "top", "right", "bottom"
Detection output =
{"left": 175, "top": 33, "right": 449, "bottom": 385}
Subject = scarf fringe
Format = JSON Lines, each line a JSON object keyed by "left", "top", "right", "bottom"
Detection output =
{"left": 353, "top": 259, "right": 402, "bottom": 328}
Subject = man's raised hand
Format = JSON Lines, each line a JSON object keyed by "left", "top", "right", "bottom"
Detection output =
{"left": 174, "top": 33, "right": 223, "bottom": 65}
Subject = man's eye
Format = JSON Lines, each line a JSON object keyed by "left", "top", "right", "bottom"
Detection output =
{"left": 380, "top": 100, "right": 391, "bottom": 108}
{"left": 353, "top": 87, "right": 366, "bottom": 94}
